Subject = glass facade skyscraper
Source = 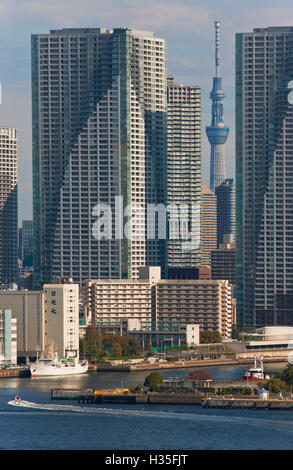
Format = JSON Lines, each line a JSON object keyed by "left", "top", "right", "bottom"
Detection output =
{"left": 0, "top": 128, "right": 18, "bottom": 286}
{"left": 200, "top": 184, "right": 217, "bottom": 267}
{"left": 215, "top": 178, "right": 235, "bottom": 247}
{"left": 167, "top": 77, "right": 201, "bottom": 270}
{"left": 21, "top": 220, "right": 33, "bottom": 265}
{"left": 236, "top": 26, "right": 293, "bottom": 327}
{"left": 32, "top": 28, "right": 167, "bottom": 287}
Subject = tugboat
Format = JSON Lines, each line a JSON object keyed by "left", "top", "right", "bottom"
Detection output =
{"left": 243, "top": 354, "right": 271, "bottom": 380}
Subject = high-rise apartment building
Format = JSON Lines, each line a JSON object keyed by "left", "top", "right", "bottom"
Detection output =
{"left": 200, "top": 184, "right": 217, "bottom": 266}
{"left": 167, "top": 77, "right": 201, "bottom": 270}
{"left": 211, "top": 242, "right": 236, "bottom": 285}
{"left": 18, "top": 227, "right": 22, "bottom": 260}
{"left": 32, "top": 28, "right": 167, "bottom": 287}
{"left": 215, "top": 178, "right": 235, "bottom": 247}
{"left": 236, "top": 26, "right": 293, "bottom": 327}
{"left": 21, "top": 220, "right": 33, "bottom": 266}
{"left": 0, "top": 128, "right": 18, "bottom": 286}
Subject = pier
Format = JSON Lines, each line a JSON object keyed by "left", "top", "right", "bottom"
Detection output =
{"left": 51, "top": 388, "right": 202, "bottom": 405}
{"left": 202, "top": 397, "right": 293, "bottom": 410}
{"left": 51, "top": 388, "right": 293, "bottom": 409}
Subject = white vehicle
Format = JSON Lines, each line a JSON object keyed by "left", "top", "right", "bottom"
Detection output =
{"left": 30, "top": 352, "right": 88, "bottom": 377}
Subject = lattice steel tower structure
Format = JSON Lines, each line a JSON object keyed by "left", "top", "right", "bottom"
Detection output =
{"left": 206, "top": 21, "right": 229, "bottom": 193}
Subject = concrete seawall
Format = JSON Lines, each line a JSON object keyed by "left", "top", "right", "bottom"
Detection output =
{"left": 95, "top": 356, "right": 287, "bottom": 372}
{"left": 0, "top": 368, "right": 30, "bottom": 378}
{"left": 51, "top": 389, "right": 293, "bottom": 409}
{"left": 202, "top": 398, "right": 293, "bottom": 410}
{"left": 51, "top": 389, "right": 202, "bottom": 405}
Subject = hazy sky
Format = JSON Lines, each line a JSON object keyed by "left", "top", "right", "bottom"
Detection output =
{"left": 1, "top": 0, "right": 293, "bottom": 222}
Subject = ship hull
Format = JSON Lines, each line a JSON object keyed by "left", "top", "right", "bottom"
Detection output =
{"left": 30, "top": 363, "right": 88, "bottom": 377}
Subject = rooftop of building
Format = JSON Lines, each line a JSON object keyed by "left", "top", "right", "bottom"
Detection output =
{"left": 167, "top": 76, "right": 200, "bottom": 89}
{"left": 34, "top": 27, "right": 164, "bottom": 41}
{"left": 202, "top": 184, "right": 215, "bottom": 195}
{"left": 156, "top": 279, "right": 231, "bottom": 285}
{"left": 85, "top": 279, "right": 155, "bottom": 285}
{"left": 213, "top": 243, "right": 236, "bottom": 251}
{"left": 238, "top": 26, "right": 293, "bottom": 35}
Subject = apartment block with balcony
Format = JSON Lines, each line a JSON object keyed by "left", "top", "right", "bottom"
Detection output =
{"left": 0, "top": 128, "right": 18, "bottom": 286}
{"left": 155, "top": 280, "right": 232, "bottom": 339}
{"left": 32, "top": 27, "right": 167, "bottom": 287}
{"left": 82, "top": 270, "right": 232, "bottom": 339}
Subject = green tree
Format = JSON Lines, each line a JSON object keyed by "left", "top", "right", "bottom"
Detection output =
{"left": 200, "top": 330, "right": 221, "bottom": 344}
{"left": 265, "top": 377, "right": 287, "bottom": 394}
{"left": 278, "top": 364, "right": 293, "bottom": 386}
{"left": 120, "top": 337, "right": 130, "bottom": 357}
{"left": 103, "top": 335, "right": 119, "bottom": 350}
{"left": 85, "top": 321, "right": 100, "bottom": 341}
{"left": 232, "top": 326, "right": 254, "bottom": 340}
{"left": 112, "top": 342, "right": 122, "bottom": 358}
{"left": 128, "top": 337, "right": 142, "bottom": 356}
{"left": 102, "top": 335, "right": 142, "bottom": 359}
{"left": 81, "top": 322, "right": 104, "bottom": 361}
{"left": 144, "top": 372, "right": 163, "bottom": 390}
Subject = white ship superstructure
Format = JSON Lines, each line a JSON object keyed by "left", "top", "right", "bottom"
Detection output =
{"left": 30, "top": 352, "right": 88, "bottom": 377}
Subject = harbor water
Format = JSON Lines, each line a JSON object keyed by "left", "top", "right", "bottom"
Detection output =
{"left": 1, "top": 363, "right": 293, "bottom": 450}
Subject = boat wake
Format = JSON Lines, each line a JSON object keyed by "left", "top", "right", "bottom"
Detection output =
{"left": 7, "top": 400, "right": 202, "bottom": 418}
{"left": 6, "top": 400, "right": 293, "bottom": 430}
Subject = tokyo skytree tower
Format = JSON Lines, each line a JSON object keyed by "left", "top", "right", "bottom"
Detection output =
{"left": 206, "top": 21, "right": 229, "bottom": 193}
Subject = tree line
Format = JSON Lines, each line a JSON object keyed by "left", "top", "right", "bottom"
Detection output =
{"left": 79, "top": 323, "right": 142, "bottom": 361}
{"left": 80, "top": 323, "right": 223, "bottom": 362}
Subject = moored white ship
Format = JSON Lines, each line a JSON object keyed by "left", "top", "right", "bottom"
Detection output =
{"left": 30, "top": 352, "right": 88, "bottom": 377}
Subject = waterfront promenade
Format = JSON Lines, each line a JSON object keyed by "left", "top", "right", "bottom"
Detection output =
{"left": 0, "top": 356, "right": 287, "bottom": 378}
{"left": 93, "top": 356, "right": 287, "bottom": 372}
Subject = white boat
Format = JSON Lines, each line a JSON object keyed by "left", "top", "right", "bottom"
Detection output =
{"left": 13, "top": 394, "right": 22, "bottom": 404}
{"left": 243, "top": 354, "right": 270, "bottom": 380}
{"left": 30, "top": 352, "right": 88, "bottom": 377}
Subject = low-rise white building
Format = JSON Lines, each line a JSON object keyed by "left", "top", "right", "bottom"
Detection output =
{"left": 0, "top": 309, "right": 17, "bottom": 364}
{"left": 0, "top": 280, "right": 79, "bottom": 362}
{"left": 186, "top": 324, "right": 200, "bottom": 346}
{"left": 228, "top": 326, "right": 293, "bottom": 360}
{"left": 43, "top": 283, "right": 79, "bottom": 359}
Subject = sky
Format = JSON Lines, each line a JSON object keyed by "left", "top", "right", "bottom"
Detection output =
{"left": 2, "top": 0, "right": 293, "bottom": 222}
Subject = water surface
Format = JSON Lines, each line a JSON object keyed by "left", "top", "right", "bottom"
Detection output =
{"left": 0, "top": 363, "right": 291, "bottom": 450}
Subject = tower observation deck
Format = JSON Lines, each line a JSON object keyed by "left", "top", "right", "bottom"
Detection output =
{"left": 206, "top": 21, "right": 229, "bottom": 193}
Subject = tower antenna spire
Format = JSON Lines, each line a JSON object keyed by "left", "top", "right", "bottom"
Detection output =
{"left": 215, "top": 21, "right": 220, "bottom": 78}
{"left": 206, "top": 21, "right": 229, "bottom": 192}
